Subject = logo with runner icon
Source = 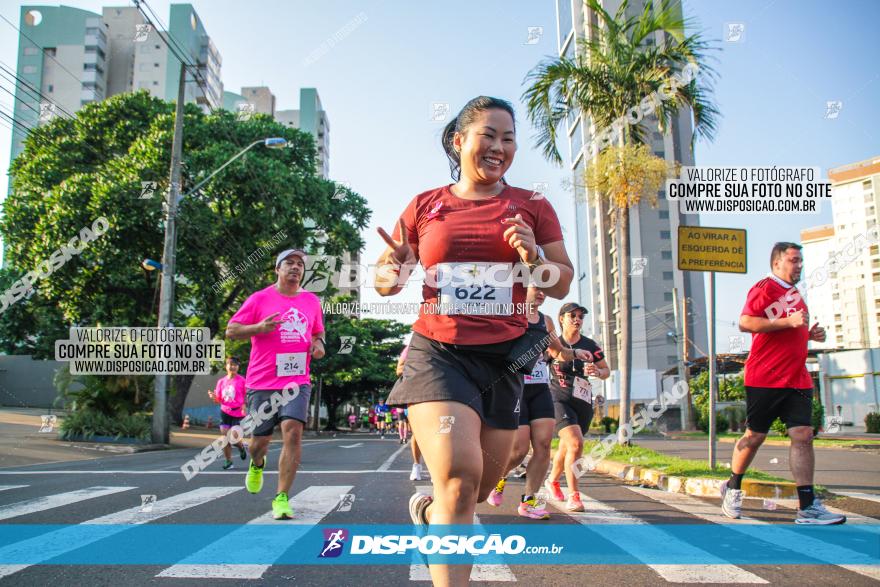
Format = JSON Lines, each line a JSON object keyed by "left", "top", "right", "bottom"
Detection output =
{"left": 278, "top": 307, "right": 309, "bottom": 343}
{"left": 318, "top": 528, "right": 348, "bottom": 558}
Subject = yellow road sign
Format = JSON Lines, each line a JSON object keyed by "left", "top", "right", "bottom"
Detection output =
{"left": 677, "top": 226, "right": 747, "bottom": 274}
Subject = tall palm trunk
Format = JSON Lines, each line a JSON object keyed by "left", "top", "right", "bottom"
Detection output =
{"left": 617, "top": 205, "right": 632, "bottom": 444}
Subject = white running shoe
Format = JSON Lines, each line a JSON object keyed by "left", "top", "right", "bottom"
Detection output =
{"left": 796, "top": 499, "right": 847, "bottom": 525}
{"left": 409, "top": 463, "right": 422, "bottom": 481}
{"left": 720, "top": 480, "right": 744, "bottom": 519}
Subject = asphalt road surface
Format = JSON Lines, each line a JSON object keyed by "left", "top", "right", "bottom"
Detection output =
{"left": 0, "top": 434, "right": 877, "bottom": 586}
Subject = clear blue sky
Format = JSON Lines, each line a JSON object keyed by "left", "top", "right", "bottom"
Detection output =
{"left": 0, "top": 0, "right": 877, "bottom": 352}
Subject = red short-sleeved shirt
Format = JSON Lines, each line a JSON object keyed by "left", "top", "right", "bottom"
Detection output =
{"left": 741, "top": 276, "right": 811, "bottom": 389}
{"left": 391, "top": 184, "right": 564, "bottom": 345}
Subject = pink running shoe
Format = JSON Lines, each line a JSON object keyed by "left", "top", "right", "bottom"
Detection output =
{"left": 486, "top": 478, "right": 506, "bottom": 507}
{"left": 544, "top": 479, "right": 565, "bottom": 502}
{"left": 518, "top": 498, "right": 550, "bottom": 520}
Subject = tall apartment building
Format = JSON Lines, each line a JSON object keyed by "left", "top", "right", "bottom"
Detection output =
{"left": 800, "top": 225, "right": 837, "bottom": 350}
{"left": 10, "top": 4, "right": 221, "bottom": 164}
{"left": 556, "top": 0, "right": 708, "bottom": 386}
{"left": 802, "top": 156, "right": 880, "bottom": 350}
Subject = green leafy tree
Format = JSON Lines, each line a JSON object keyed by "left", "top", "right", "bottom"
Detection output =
{"left": 1, "top": 91, "right": 369, "bottom": 423}
{"left": 309, "top": 301, "right": 410, "bottom": 429}
{"left": 523, "top": 0, "right": 719, "bottom": 442}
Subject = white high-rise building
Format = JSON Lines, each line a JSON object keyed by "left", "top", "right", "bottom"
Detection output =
{"left": 800, "top": 224, "right": 837, "bottom": 350}
{"left": 825, "top": 156, "right": 880, "bottom": 349}
{"left": 555, "top": 0, "right": 709, "bottom": 409}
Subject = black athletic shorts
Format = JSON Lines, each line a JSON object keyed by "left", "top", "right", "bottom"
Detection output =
{"left": 518, "top": 383, "right": 555, "bottom": 426}
{"left": 745, "top": 386, "right": 812, "bottom": 433}
{"left": 387, "top": 331, "right": 524, "bottom": 430}
{"left": 220, "top": 411, "right": 242, "bottom": 427}
{"left": 554, "top": 398, "right": 593, "bottom": 435}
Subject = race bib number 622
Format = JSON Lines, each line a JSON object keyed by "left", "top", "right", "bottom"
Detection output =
{"left": 436, "top": 262, "right": 513, "bottom": 315}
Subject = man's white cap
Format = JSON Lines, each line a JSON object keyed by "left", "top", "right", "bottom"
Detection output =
{"left": 275, "top": 248, "right": 308, "bottom": 268}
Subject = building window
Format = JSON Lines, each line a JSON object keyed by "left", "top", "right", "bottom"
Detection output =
{"left": 867, "top": 193, "right": 875, "bottom": 203}
{"left": 667, "top": 355, "right": 678, "bottom": 364}
{"left": 661, "top": 250, "right": 672, "bottom": 260}
{"left": 664, "top": 292, "right": 673, "bottom": 301}
{"left": 871, "top": 245, "right": 879, "bottom": 256}
{"left": 23, "top": 47, "right": 38, "bottom": 56}
{"left": 660, "top": 230, "right": 670, "bottom": 239}
{"left": 663, "top": 271, "right": 673, "bottom": 280}
{"left": 44, "top": 47, "right": 56, "bottom": 56}
{"left": 22, "top": 65, "right": 37, "bottom": 74}
{"left": 659, "top": 210, "right": 669, "bottom": 219}
{"left": 863, "top": 180, "right": 873, "bottom": 189}
{"left": 47, "top": 84, "right": 53, "bottom": 92}
{"left": 658, "top": 189, "right": 666, "bottom": 199}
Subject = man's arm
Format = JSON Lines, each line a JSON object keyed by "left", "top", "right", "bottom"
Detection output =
{"left": 225, "top": 312, "right": 281, "bottom": 339}
{"left": 310, "top": 332, "right": 326, "bottom": 359}
{"left": 739, "top": 310, "right": 806, "bottom": 334}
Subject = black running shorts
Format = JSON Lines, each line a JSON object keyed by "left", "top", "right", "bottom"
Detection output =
{"left": 745, "top": 386, "right": 812, "bottom": 433}
{"left": 554, "top": 397, "right": 593, "bottom": 435}
{"left": 518, "top": 383, "right": 555, "bottom": 426}
{"left": 387, "top": 331, "right": 524, "bottom": 430}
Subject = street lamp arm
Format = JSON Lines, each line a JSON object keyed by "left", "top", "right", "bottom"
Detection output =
{"left": 182, "top": 139, "right": 264, "bottom": 199}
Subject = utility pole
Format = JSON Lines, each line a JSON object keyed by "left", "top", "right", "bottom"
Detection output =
{"left": 672, "top": 287, "right": 689, "bottom": 430}
{"left": 682, "top": 294, "right": 697, "bottom": 429}
{"left": 152, "top": 64, "right": 186, "bottom": 445}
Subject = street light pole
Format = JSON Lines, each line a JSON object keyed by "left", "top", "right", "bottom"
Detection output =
{"left": 152, "top": 64, "right": 186, "bottom": 445}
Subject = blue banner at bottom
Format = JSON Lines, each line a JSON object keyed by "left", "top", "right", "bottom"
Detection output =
{"left": 0, "top": 524, "right": 876, "bottom": 565}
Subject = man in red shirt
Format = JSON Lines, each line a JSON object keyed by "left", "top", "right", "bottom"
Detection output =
{"left": 721, "top": 242, "right": 845, "bottom": 524}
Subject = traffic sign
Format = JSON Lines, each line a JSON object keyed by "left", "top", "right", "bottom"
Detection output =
{"left": 677, "top": 226, "right": 747, "bottom": 274}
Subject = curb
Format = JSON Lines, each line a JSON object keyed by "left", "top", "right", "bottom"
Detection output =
{"left": 592, "top": 458, "right": 797, "bottom": 499}
{"left": 59, "top": 442, "right": 172, "bottom": 454}
{"left": 665, "top": 435, "right": 880, "bottom": 450}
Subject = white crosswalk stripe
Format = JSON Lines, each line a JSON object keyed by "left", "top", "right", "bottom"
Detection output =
{"left": 409, "top": 485, "right": 516, "bottom": 582}
{"left": 626, "top": 486, "right": 880, "bottom": 582}
{"left": 0, "top": 486, "right": 240, "bottom": 578}
{"left": 0, "top": 486, "right": 133, "bottom": 521}
{"left": 157, "top": 485, "right": 353, "bottom": 579}
{"left": 543, "top": 491, "right": 768, "bottom": 583}
{"left": 0, "top": 485, "right": 28, "bottom": 492}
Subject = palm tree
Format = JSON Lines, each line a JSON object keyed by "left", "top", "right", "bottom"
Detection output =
{"left": 523, "top": 0, "right": 719, "bottom": 443}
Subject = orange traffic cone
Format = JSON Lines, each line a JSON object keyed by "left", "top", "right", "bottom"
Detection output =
{"left": 182, "top": 414, "right": 190, "bottom": 429}
{"left": 206, "top": 416, "right": 214, "bottom": 429}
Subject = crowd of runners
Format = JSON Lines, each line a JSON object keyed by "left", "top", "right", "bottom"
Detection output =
{"left": 199, "top": 95, "right": 843, "bottom": 586}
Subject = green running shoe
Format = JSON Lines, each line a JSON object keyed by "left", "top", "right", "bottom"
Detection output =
{"left": 245, "top": 459, "right": 264, "bottom": 494}
{"left": 272, "top": 492, "right": 293, "bottom": 520}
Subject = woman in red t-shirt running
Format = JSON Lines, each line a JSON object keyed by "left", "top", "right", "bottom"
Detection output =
{"left": 375, "top": 96, "right": 573, "bottom": 586}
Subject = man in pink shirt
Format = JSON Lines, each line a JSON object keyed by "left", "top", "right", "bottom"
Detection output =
{"left": 207, "top": 356, "right": 248, "bottom": 469}
{"left": 226, "top": 248, "right": 326, "bottom": 520}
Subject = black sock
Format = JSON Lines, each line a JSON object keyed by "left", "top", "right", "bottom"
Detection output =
{"left": 728, "top": 473, "right": 745, "bottom": 490}
{"left": 253, "top": 458, "right": 264, "bottom": 468}
{"left": 521, "top": 494, "right": 533, "bottom": 503}
{"left": 797, "top": 485, "right": 815, "bottom": 510}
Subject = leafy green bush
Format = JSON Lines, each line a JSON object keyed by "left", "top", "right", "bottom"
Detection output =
{"left": 696, "top": 404, "right": 730, "bottom": 433}
{"left": 770, "top": 417, "right": 787, "bottom": 436}
{"left": 59, "top": 410, "right": 151, "bottom": 441}
{"left": 600, "top": 417, "right": 617, "bottom": 433}
{"left": 865, "top": 412, "right": 880, "bottom": 433}
{"left": 811, "top": 399, "right": 824, "bottom": 436}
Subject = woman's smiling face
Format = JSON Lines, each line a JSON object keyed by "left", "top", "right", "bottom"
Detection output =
{"left": 453, "top": 108, "right": 516, "bottom": 184}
